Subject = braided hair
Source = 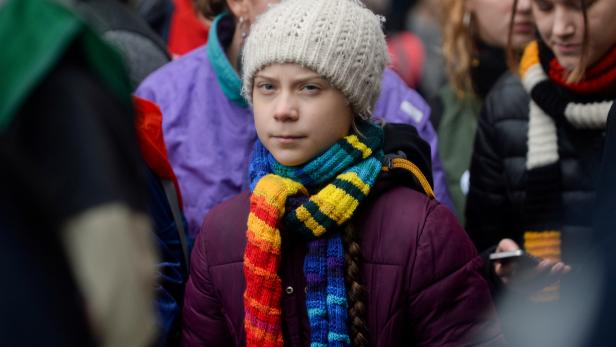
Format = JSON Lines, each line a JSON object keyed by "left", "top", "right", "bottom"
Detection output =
{"left": 342, "top": 223, "right": 368, "bottom": 347}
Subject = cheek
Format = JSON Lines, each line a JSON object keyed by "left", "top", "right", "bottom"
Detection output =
{"left": 253, "top": 119, "right": 267, "bottom": 144}
{"left": 534, "top": 20, "right": 552, "bottom": 43}
{"left": 589, "top": 16, "right": 616, "bottom": 57}
{"left": 331, "top": 118, "right": 352, "bottom": 142}
{"left": 311, "top": 114, "right": 350, "bottom": 146}
{"left": 252, "top": 105, "right": 269, "bottom": 138}
{"left": 475, "top": 11, "right": 507, "bottom": 46}
{"left": 532, "top": 8, "right": 555, "bottom": 40}
{"left": 494, "top": 18, "right": 509, "bottom": 44}
{"left": 330, "top": 110, "right": 352, "bottom": 138}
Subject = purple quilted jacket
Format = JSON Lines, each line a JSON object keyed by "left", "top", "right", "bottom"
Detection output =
{"left": 181, "top": 180, "right": 506, "bottom": 346}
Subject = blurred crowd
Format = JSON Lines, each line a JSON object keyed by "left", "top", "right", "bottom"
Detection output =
{"left": 1, "top": 0, "right": 616, "bottom": 346}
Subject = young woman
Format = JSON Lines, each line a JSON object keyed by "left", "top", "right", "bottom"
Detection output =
{"left": 466, "top": 0, "right": 615, "bottom": 303}
{"left": 135, "top": 0, "right": 453, "bottom": 238}
{"left": 431, "top": 0, "right": 535, "bottom": 222}
{"left": 180, "top": 0, "right": 505, "bottom": 346}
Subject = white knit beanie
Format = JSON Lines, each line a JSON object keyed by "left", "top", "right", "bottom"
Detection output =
{"left": 241, "top": 0, "right": 389, "bottom": 119}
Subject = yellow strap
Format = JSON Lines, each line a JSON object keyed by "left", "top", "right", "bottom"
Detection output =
{"left": 381, "top": 158, "right": 435, "bottom": 199}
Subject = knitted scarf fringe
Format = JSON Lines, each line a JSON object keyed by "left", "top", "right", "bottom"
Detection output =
{"left": 520, "top": 41, "right": 613, "bottom": 169}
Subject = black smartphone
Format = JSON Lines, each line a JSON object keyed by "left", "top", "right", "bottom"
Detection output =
{"left": 489, "top": 250, "right": 542, "bottom": 268}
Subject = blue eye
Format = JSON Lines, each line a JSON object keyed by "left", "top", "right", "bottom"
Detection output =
{"left": 258, "top": 83, "right": 275, "bottom": 93}
{"left": 302, "top": 84, "right": 321, "bottom": 93}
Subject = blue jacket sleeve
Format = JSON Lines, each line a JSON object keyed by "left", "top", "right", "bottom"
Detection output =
{"left": 145, "top": 168, "right": 192, "bottom": 346}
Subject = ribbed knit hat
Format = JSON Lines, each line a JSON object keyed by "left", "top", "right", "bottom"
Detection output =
{"left": 241, "top": 0, "right": 389, "bottom": 119}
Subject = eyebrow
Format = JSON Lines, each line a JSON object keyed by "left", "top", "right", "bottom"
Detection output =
{"left": 254, "top": 73, "right": 325, "bottom": 83}
{"left": 561, "top": 0, "right": 594, "bottom": 6}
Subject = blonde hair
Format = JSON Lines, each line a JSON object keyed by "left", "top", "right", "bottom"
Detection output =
{"left": 441, "top": 0, "right": 475, "bottom": 98}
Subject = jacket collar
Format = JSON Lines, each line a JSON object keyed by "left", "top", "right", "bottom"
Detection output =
{"left": 206, "top": 13, "right": 249, "bottom": 108}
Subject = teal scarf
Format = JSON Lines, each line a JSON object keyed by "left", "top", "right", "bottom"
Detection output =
{"left": 206, "top": 13, "right": 248, "bottom": 108}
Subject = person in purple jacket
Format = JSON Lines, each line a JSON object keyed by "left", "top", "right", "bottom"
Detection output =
{"left": 180, "top": 0, "right": 504, "bottom": 346}
{"left": 135, "top": 0, "right": 453, "bottom": 237}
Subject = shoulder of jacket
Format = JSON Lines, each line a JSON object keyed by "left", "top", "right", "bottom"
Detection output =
{"left": 378, "top": 68, "right": 430, "bottom": 125}
{"left": 196, "top": 192, "right": 250, "bottom": 266}
{"left": 363, "top": 185, "right": 438, "bottom": 235}
{"left": 483, "top": 72, "right": 529, "bottom": 123}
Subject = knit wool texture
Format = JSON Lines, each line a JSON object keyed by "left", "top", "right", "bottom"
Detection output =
{"left": 519, "top": 41, "right": 615, "bottom": 302}
{"left": 244, "top": 122, "right": 384, "bottom": 347}
{"left": 241, "top": 0, "right": 389, "bottom": 119}
{"left": 520, "top": 41, "right": 613, "bottom": 169}
{"left": 548, "top": 44, "right": 616, "bottom": 94}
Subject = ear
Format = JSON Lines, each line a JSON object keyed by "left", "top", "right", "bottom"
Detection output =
{"left": 226, "top": 0, "right": 249, "bottom": 19}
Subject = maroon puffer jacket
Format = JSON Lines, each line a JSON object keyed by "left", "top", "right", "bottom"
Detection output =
{"left": 181, "top": 181, "right": 505, "bottom": 346}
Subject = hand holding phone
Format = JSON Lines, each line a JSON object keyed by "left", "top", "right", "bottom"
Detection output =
{"left": 490, "top": 239, "right": 571, "bottom": 292}
{"left": 489, "top": 249, "right": 541, "bottom": 269}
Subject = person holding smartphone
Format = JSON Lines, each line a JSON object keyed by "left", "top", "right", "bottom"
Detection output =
{"left": 466, "top": 0, "right": 616, "bottom": 342}
{"left": 466, "top": 0, "right": 616, "bottom": 346}
{"left": 467, "top": 0, "right": 616, "bottom": 292}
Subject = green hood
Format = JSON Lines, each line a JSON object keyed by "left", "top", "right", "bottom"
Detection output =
{"left": 0, "top": 0, "right": 132, "bottom": 131}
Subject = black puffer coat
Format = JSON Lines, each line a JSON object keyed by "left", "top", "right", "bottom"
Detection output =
{"left": 465, "top": 73, "right": 606, "bottom": 260}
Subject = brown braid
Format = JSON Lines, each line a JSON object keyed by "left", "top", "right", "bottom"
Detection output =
{"left": 342, "top": 223, "right": 368, "bottom": 347}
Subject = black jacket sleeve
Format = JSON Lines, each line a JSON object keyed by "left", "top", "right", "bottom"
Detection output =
{"left": 465, "top": 74, "right": 526, "bottom": 253}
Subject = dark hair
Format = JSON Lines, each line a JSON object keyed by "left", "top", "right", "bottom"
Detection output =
{"left": 193, "top": 0, "right": 228, "bottom": 19}
{"left": 508, "top": 0, "right": 590, "bottom": 82}
{"left": 342, "top": 223, "right": 369, "bottom": 347}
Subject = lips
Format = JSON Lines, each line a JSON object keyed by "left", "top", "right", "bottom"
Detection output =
{"left": 271, "top": 134, "right": 305, "bottom": 139}
{"left": 513, "top": 22, "right": 534, "bottom": 34}
{"left": 270, "top": 134, "right": 306, "bottom": 144}
{"left": 554, "top": 43, "right": 582, "bottom": 55}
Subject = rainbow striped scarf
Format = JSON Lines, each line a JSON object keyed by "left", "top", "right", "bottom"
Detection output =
{"left": 244, "top": 122, "right": 384, "bottom": 347}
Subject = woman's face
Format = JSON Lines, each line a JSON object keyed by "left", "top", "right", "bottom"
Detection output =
{"left": 252, "top": 64, "right": 353, "bottom": 167}
{"left": 532, "top": 0, "right": 616, "bottom": 71}
{"left": 467, "top": 0, "right": 535, "bottom": 49}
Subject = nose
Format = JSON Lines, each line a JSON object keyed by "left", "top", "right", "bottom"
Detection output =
{"left": 273, "top": 92, "right": 299, "bottom": 122}
{"left": 552, "top": 6, "right": 576, "bottom": 39}
{"left": 516, "top": 0, "right": 531, "bottom": 14}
